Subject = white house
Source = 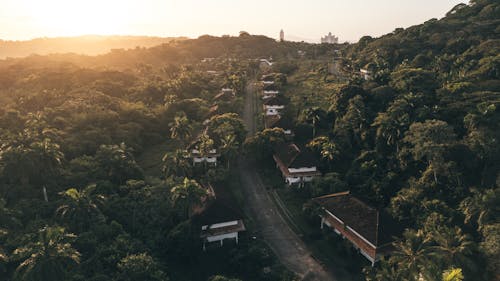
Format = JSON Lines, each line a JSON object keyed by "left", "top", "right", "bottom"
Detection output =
{"left": 273, "top": 143, "right": 321, "bottom": 185}
{"left": 262, "top": 84, "right": 280, "bottom": 100}
{"left": 263, "top": 96, "right": 286, "bottom": 116}
{"left": 191, "top": 149, "right": 219, "bottom": 165}
{"left": 196, "top": 200, "right": 246, "bottom": 250}
{"left": 262, "top": 91, "right": 279, "bottom": 100}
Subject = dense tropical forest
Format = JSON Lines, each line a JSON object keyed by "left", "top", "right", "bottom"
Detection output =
{"left": 0, "top": 0, "right": 499, "bottom": 280}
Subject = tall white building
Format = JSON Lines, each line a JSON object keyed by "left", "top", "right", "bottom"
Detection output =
{"left": 321, "top": 32, "right": 339, "bottom": 44}
{"left": 279, "top": 29, "right": 284, "bottom": 41}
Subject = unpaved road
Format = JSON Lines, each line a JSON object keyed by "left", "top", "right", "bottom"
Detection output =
{"left": 238, "top": 82, "right": 338, "bottom": 281}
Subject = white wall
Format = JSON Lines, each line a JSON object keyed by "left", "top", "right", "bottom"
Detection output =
{"left": 288, "top": 167, "right": 317, "bottom": 173}
{"left": 206, "top": 231, "right": 238, "bottom": 243}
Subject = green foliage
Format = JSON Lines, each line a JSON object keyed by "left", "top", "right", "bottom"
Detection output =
{"left": 116, "top": 253, "right": 168, "bottom": 281}
{"left": 13, "top": 226, "right": 80, "bottom": 281}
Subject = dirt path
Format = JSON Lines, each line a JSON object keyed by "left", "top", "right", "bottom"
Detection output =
{"left": 238, "top": 82, "right": 338, "bottom": 281}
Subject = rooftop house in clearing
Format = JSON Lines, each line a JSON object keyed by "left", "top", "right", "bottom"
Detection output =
{"left": 263, "top": 95, "right": 286, "bottom": 116}
{"left": 313, "top": 191, "right": 400, "bottom": 265}
{"left": 196, "top": 200, "right": 246, "bottom": 250}
{"left": 262, "top": 84, "right": 280, "bottom": 100}
{"left": 264, "top": 115, "right": 294, "bottom": 137}
{"left": 273, "top": 143, "right": 320, "bottom": 185}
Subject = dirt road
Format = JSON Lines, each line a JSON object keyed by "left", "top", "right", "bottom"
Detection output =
{"left": 237, "top": 82, "right": 338, "bottom": 281}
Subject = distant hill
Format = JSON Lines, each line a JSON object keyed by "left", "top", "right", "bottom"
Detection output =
{"left": 0, "top": 35, "right": 188, "bottom": 58}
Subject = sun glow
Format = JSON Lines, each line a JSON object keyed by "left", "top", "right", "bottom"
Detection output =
{"left": 24, "top": 0, "right": 134, "bottom": 36}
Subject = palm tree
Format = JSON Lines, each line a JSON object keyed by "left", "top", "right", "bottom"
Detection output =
{"left": 372, "top": 99, "right": 410, "bottom": 152}
{"left": 307, "top": 136, "right": 339, "bottom": 169}
{"left": 442, "top": 268, "right": 464, "bottom": 281}
{"left": 170, "top": 178, "right": 208, "bottom": 218}
{"left": 460, "top": 188, "right": 499, "bottom": 232}
{"left": 304, "top": 107, "right": 323, "bottom": 138}
{"left": 169, "top": 112, "right": 192, "bottom": 145}
{"left": 13, "top": 226, "right": 80, "bottom": 281}
{"left": 431, "top": 226, "right": 474, "bottom": 270}
{"left": 220, "top": 133, "right": 239, "bottom": 169}
{"left": 162, "top": 149, "right": 190, "bottom": 178}
{"left": 56, "top": 185, "right": 105, "bottom": 232}
{"left": 390, "top": 229, "right": 432, "bottom": 281}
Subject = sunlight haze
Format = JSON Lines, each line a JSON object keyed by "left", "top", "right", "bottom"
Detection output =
{"left": 2, "top": 0, "right": 465, "bottom": 42}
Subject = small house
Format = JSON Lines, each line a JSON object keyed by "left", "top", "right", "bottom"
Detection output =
{"left": 273, "top": 143, "right": 320, "bottom": 185}
{"left": 190, "top": 148, "right": 219, "bottom": 165}
{"left": 263, "top": 95, "right": 286, "bottom": 116}
{"left": 262, "top": 84, "right": 280, "bottom": 100}
{"left": 195, "top": 199, "right": 246, "bottom": 250}
{"left": 313, "top": 192, "right": 400, "bottom": 265}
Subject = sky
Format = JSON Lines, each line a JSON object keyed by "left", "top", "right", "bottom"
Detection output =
{"left": 0, "top": 0, "right": 466, "bottom": 43}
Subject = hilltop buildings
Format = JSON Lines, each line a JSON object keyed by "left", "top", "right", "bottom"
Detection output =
{"left": 321, "top": 32, "right": 339, "bottom": 44}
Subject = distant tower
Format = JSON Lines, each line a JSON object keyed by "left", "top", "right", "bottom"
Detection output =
{"left": 279, "top": 29, "right": 284, "bottom": 42}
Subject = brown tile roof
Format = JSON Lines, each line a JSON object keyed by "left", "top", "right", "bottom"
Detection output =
{"left": 263, "top": 84, "right": 279, "bottom": 91}
{"left": 263, "top": 95, "right": 287, "bottom": 106}
{"left": 313, "top": 192, "right": 400, "bottom": 247}
{"left": 273, "top": 143, "right": 318, "bottom": 169}
{"left": 264, "top": 115, "right": 293, "bottom": 130}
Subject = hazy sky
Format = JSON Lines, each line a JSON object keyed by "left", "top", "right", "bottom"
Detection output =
{"left": 1, "top": 0, "right": 465, "bottom": 42}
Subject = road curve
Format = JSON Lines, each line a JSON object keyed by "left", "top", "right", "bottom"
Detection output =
{"left": 238, "top": 81, "right": 338, "bottom": 281}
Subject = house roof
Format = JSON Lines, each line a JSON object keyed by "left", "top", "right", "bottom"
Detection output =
{"left": 263, "top": 84, "right": 278, "bottom": 91}
{"left": 261, "top": 74, "right": 275, "bottom": 82}
{"left": 263, "top": 95, "right": 287, "bottom": 106}
{"left": 194, "top": 199, "right": 246, "bottom": 238}
{"left": 265, "top": 115, "right": 293, "bottom": 130}
{"left": 213, "top": 88, "right": 235, "bottom": 101}
{"left": 274, "top": 143, "right": 318, "bottom": 168}
{"left": 313, "top": 192, "right": 400, "bottom": 247}
{"left": 194, "top": 199, "right": 243, "bottom": 226}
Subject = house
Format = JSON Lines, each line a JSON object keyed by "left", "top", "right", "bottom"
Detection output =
{"left": 190, "top": 148, "right": 219, "bottom": 165}
{"left": 261, "top": 74, "right": 275, "bottom": 82}
{"left": 259, "top": 59, "right": 273, "bottom": 71}
{"left": 273, "top": 143, "right": 320, "bottom": 185}
{"left": 360, "top": 68, "right": 373, "bottom": 80}
{"left": 313, "top": 191, "right": 400, "bottom": 265}
{"left": 262, "top": 84, "right": 280, "bottom": 99}
{"left": 263, "top": 95, "right": 286, "bottom": 116}
{"left": 188, "top": 134, "right": 220, "bottom": 166}
{"left": 213, "top": 88, "right": 235, "bottom": 101}
{"left": 264, "top": 115, "right": 294, "bottom": 137}
{"left": 194, "top": 198, "right": 246, "bottom": 250}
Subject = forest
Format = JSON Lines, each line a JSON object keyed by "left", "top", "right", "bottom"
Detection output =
{"left": 0, "top": 0, "right": 499, "bottom": 280}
